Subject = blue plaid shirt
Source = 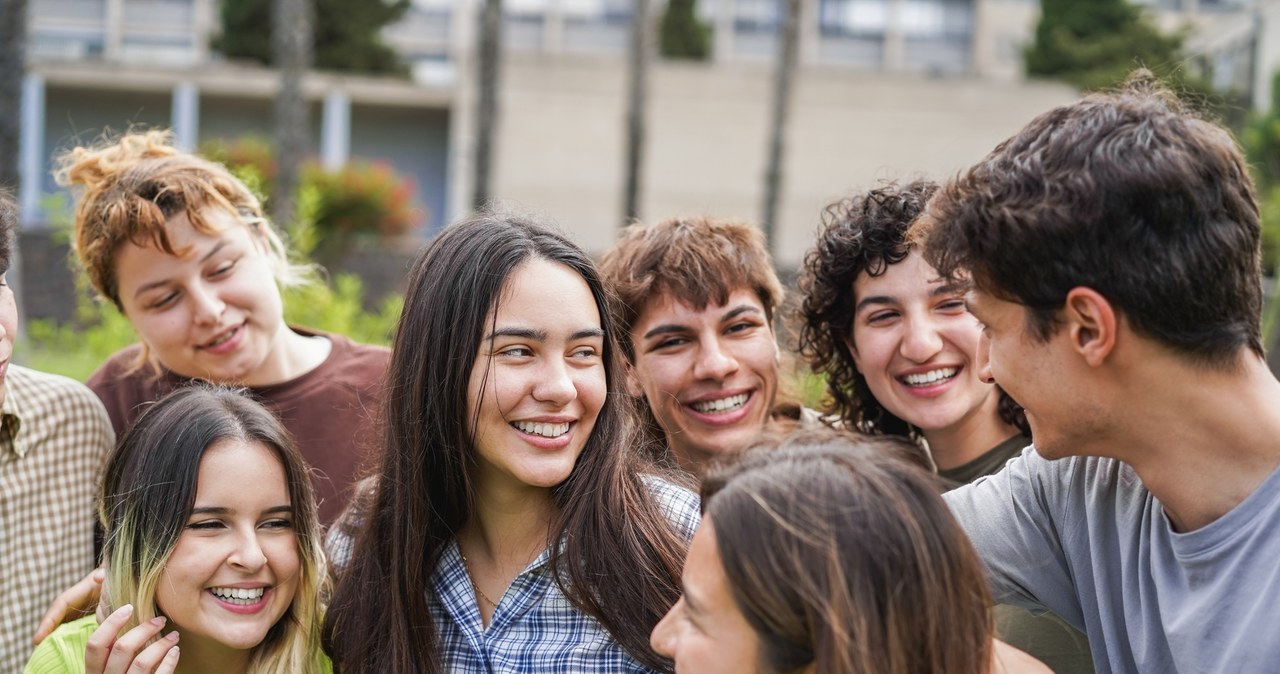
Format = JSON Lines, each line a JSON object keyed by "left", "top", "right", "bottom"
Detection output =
{"left": 328, "top": 478, "right": 701, "bottom": 673}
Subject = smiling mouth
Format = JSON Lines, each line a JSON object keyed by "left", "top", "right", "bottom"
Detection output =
{"left": 201, "top": 324, "right": 242, "bottom": 349}
{"left": 210, "top": 586, "right": 266, "bottom": 605}
{"left": 511, "top": 421, "right": 571, "bottom": 438}
{"left": 689, "top": 393, "right": 750, "bottom": 414}
{"left": 900, "top": 367, "right": 958, "bottom": 387}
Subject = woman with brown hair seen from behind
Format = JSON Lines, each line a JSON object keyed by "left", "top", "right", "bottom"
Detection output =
{"left": 322, "top": 212, "right": 697, "bottom": 673}
{"left": 796, "top": 180, "right": 1092, "bottom": 672}
{"left": 650, "top": 427, "right": 1051, "bottom": 674}
{"left": 56, "top": 130, "right": 389, "bottom": 526}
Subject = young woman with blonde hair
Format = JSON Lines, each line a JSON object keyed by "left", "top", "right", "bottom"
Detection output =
{"left": 26, "top": 385, "right": 329, "bottom": 674}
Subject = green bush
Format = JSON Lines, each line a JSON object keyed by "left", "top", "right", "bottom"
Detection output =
{"left": 660, "top": 0, "right": 711, "bottom": 61}
{"left": 201, "top": 137, "right": 423, "bottom": 264}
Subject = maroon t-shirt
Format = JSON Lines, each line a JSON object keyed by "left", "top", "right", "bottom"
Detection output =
{"left": 86, "top": 329, "right": 390, "bottom": 526}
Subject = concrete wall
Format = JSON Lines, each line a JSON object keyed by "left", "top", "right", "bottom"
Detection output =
{"left": 489, "top": 53, "right": 1079, "bottom": 267}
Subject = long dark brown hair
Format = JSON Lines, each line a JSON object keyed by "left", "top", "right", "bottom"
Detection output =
{"left": 322, "top": 212, "right": 691, "bottom": 673}
{"left": 702, "top": 427, "right": 992, "bottom": 674}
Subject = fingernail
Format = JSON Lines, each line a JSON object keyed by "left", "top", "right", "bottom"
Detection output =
{"left": 116, "top": 604, "right": 134, "bottom": 617}
{"left": 166, "top": 630, "right": 180, "bottom": 643}
{"left": 167, "top": 646, "right": 180, "bottom": 658}
{"left": 150, "top": 616, "right": 167, "bottom": 627}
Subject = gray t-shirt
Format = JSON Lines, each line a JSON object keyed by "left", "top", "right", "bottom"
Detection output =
{"left": 945, "top": 447, "right": 1280, "bottom": 673}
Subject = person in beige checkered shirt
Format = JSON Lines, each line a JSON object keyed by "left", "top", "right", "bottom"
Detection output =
{"left": 0, "top": 192, "right": 115, "bottom": 672}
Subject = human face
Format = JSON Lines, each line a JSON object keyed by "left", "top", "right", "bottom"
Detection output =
{"left": 651, "top": 517, "right": 762, "bottom": 674}
{"left": 466, "top": 258, "right": 606, "bottom": 495}
{"left": 628, "top": 289, "right": 779, "bottom": 472}
{"left": 965, "top": 288, "right": 1084, "bottom": 460}
{"left": 0, "top": 270, "right": 18, "bottom": 408}
{"left": 850, "top": 253, "right": 1005, "bottom": 450}
{"left": 155, "top": 439, "right": 300, "bottom": 660}
{"left": 115, "top": 208, "right": 289, "bottom": 386}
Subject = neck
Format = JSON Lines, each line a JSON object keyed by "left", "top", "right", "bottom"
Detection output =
{"left": 461, "top": 476, "right": 557, "bottom": 565}
{"left": 922, "top": 393, "right": 1020, "bottom": 471}
{"left": 1108, "top": 351, "right": 1280, "bottom": 531}
{"left": 241, "top": 328, "right": 330, "bottom": 387}
{"left": 170, "top": 630, "right": 251, "bottom": 674}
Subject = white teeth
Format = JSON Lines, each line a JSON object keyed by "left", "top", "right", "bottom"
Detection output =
{"left": 513, "top": 421, "right": 570, "bottom": 437}
{"left": 205, "top": 328, "right": 236, "bottom": 347}
{"left": 901, "top": 367, "right": 958, "bottom": 387}
{"left": 691, "top": 393, "right": 749, "bottom": 414}
{"left": 210, "top": 586, "right": 265, "bottom": 605}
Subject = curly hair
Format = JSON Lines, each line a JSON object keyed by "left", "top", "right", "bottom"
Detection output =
{"left": 796, "top": 180, "right": 1027, "bottom": 438}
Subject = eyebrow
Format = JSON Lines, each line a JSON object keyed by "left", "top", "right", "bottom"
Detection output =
{"left": 190, "top": 505, "right": 293, "bottom": 516}
{"left": 131, "top": 239, "right": 232, "bottom": 300}
{"left": 641, "top": 303, "right": 762, "bottom": 340}
{"left": 855, "top": 282, "right": 963, "bottom": 315}
{"left": 485, "top": 327, "right": 605, "bottom": 341}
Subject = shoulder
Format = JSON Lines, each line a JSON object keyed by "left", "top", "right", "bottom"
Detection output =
{"left": 642, "top": 475, "right": 702, "bottom": 543}
{"left": 23, "top": 615, "right": 96, "bottom": 674}
{"left": 305, "top": 331, "right": 390, "bottom": 384}
{"left": 10, "top": 365, "right": 112, "bottom": 428}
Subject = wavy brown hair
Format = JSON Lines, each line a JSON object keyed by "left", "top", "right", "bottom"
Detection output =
{"left": 322, "top": 212, "right": 691, "bottom": 673}
{"left": 917, "top": 70, "right": 1261, "bottom": 369}
{"left": 701, "top": 427, "right": 992, "bottom": 674}
{"left": 796, "top": 181, "right": 1027, "bottom": 438}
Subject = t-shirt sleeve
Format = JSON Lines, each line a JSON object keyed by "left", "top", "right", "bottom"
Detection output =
{"left": 944, "top": 447, "right": 1085, "bottom": 627}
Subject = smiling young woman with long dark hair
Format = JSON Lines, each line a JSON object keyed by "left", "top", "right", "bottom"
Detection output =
{"left": 322, "top": 213, "right": 697, "bottom": 673}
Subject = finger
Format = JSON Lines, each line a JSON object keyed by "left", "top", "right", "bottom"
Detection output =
{"left": 101, "top": 616, "right": 167, "bottom": 674}
{"left": 154, "top": 645, "right": 180, "bottom": 674}
{"left": 86, "top": 604, "right": 134, "bottom": 674}
{"left": 33, "top": 568, "right": 106, "bottom": 644}
{"left": 122, "top": 630, "right": 179, "bottom": 674}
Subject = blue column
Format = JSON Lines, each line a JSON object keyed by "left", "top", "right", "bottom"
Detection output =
{"left": 18, "top": 73, "right": 45, "bottom": 227}
{"left": 172, "top": 81, "right": 200, "bottom": 152}
{"left": 321, "top": 89, "right": 351, "bottom": 171}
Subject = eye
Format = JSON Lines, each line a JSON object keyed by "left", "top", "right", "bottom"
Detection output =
{"left": 570, "top": 346, "right": 600, "bottom": 359}
{"left": 209, "top": 259, "right": 238, "bottom": 278}
{"left": 651, "top": 336, "right": 688, "bottom": 351}
{"left": 500, "top": 346, "right": 534, "bottom": 358}
{"left": 148, "top": 291, "right": 180, "bottom": 310}
{"left": 261, "top": 517, "right": 295, "bottom": 530}
{"left": 937, "top": 299, "right": 966, "bottom": 313}
{"left": 866, "top": 310, "right": 899, "bottom": 325}
{"left": 186, "top": 519, "right": 226, "bottom": 531}
{"left": 725, "top": 320, "right": 758, "bottom": 335}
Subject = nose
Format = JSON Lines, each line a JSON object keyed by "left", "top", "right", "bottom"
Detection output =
{"left": 976, "top": 331, "right": 995, "bottom": 384}
{"left": 190, "top": 283, "right": 226, "bottom": 326}
{"left": 532, "top": 357, "right": 578, "bottom": 406}
{"left": 899, "top": 315, "right": 944, "bottom": 363}
{"left": 692, "top": 339, "right": 738, "bottom": 381}
{"left": 649, "top": 599, "right": 681, "bottom": 658}
{"left": 228, "top": 530, "right": 268, "bottom": 572}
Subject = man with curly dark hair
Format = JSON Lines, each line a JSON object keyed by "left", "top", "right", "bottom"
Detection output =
{"left": 917, "top": 71, "right": 1280, "bottom": 672}
{"left": 796, "top": 180, "right": 1091, "bottom": 673}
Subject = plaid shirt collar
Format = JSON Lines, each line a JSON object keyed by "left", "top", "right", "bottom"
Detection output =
{"left": 0, "top": 385, "right": 25, "bottom": 457}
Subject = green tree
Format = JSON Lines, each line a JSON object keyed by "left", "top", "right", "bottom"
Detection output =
{"left": 659, "top": 0, "right": 710, "bottom": 60}
{"left": 1025, "top": 0, "right": 1186, "bottom": 92}
{"left": 215, "top": 0, "right": 409, "bottom": 76}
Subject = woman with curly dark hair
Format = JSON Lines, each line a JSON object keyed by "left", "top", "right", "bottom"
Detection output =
{"left": 795, "top": 180, "right": 1093, "bottom": 673}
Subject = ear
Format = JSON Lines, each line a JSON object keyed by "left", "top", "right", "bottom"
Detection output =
{"left": 1062, "top": 287, "right": 1116, "bottom": 367}
{"left": 623, "top": 359, "right": 645, "bottom": 398}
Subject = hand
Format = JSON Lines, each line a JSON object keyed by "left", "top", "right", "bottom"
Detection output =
{"left": 32, "top": 567, "right": 106, "bottom": 644}
{"left": 85, "top": 605, "right": 180, "bottom": 674}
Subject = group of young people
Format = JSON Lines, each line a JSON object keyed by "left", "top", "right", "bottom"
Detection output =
{"left": 6, "top": 68, "right": 1279, "bottom": 674}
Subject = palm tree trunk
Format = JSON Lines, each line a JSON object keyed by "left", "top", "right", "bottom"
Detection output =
{"left": 761, "top": 0, "right": 801, "bottom": 253}
{"left": 472, "top": 0, "right": 504, "bottom": 211}
{"left": 0, "top": 0, "right": 27, "bottom": 192}
{"left": 622, "top": 0, "right": 651, "bottom": 225}
{"left": 272, "top": 0, "right": 313, "bottom": 231}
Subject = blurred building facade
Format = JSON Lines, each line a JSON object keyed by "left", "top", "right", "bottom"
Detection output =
{"left": 19, "top": 0, "right": 1279, "bottom": 266}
